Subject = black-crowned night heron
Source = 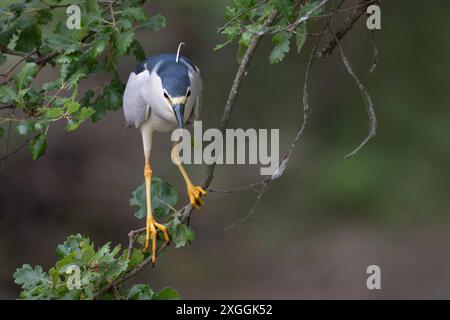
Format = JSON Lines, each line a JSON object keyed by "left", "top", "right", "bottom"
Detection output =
{"left": 123, "top": 45, "right": 206, "bottom": 264}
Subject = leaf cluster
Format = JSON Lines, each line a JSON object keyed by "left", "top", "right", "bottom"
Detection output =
{"left": 13, "top": 176, "right": 194, "bottom": 300}
{"left": 0, "top": 0, "right": 166, "bottom": 159}
{"left": 216, "top": 0, "right": 325, "bottom": 63}
{"left": 14, "top": 234, "right": 179, "bottom": 300}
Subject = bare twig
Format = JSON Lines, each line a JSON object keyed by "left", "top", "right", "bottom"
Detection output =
{"left": 316, "top": 0, "right": 376, "bottom": 58}
{"left": 0, "top": 44, "right": 29, "bottom": 58}
{"left": 202, "top": 11, "right": 278, "bottom": 189}
{"left": 369, "top": 28, "right": 378, "bottom": 73}
{"left": 334, "top": 32, "right": 377, "bottom": 158}
{"left": 0, "top": 104, "right": 14, "bottom": 111}
{"left": 218, "top": 0, "right": 269, "bottom": 33}
{"left": 286, "top": 0, "right": 331, "bottom": 32}
{"left": 109, "top": 0, "right": 116, "bottom": 26}
{"left": 126, "top": 227, "right": 146, "bottom": 260}
{"left": 0, "top": 140, "right": 28, "bottom": 164}
{"left": 208, "top": 180, "right": 264, "bottom": 194}
{"left": 224, "top": 1, "right": 346, "bottom": 230}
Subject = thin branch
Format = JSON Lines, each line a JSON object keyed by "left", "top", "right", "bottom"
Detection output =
{"left": 316, "top": 0, "right": 376, "bottom": 58}
{"left": 127, "top": 227, "right": 145, "bottom": 260}
{"left": 202, "top": 11, "right": 279, "bottom": 189}
{"left": 0, "top": 44, "right": 29, "bottom": 58}
{"left": 369, "top": 28, "right": 378, "bottom": 73}
{"left": 218, "top": 0, "right": 269, "bottom": 33}
{"left": 223, "top": 0, "right": 346, "bottom": 230}
{"left": 3, "top": 49, "right": 37, "bottom": 81}
{"left": 208, "top": 180, "right": 264, "bottom": 194}
{"left": 224, "top": 182, "right": 267, "bottom": 231}
{"left": 0, "top": 104, "right": 15, "bottom": 111}
{"left": 0, "top": 140, "right": 28, "bottom": 163}
{"left": 109, "top": 0, "right": 116, "bottom": 26}
{"left": 334, "top": 32, "right": 377, "bottom": 158}
{"left": 286, "top": 0, "right": 331, "bottom": 32}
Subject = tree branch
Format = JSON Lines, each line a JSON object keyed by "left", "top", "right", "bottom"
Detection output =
{"left": 316, "top": 0, "right": 376, "bottom": 58}
{"left": 202, "top": 10, "right": 278, "bottom": 189}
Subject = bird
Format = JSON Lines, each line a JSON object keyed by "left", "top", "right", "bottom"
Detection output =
{"left": 123, "top": 44, "right": 206, "bottom": 264}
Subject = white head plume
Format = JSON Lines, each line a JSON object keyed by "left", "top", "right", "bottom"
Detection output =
{"left": 176, "top": 42, "right": 186, "bottom": 63}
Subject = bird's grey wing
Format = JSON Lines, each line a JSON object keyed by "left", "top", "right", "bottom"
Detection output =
{"left": 123, "top": 71, "right": 151, "bottom": 128}
{"left": 187, "top": 67, "right": 203, "bottom": 124}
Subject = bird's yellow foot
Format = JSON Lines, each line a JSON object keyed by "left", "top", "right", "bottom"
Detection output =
{"left": 187, "top": 185, "right": 206, "bottom": 209}
{"left": 143, "top": 219, "right": 170, "bottom": 265}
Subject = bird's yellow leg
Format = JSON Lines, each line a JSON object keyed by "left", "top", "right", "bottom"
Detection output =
{"left": 143, "top": 159, "right": 170, "bottom": 265}
{"left": 172, "top": 143, "right": 206, "bottom": 209}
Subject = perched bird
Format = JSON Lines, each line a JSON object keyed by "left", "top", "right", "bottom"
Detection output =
{"left": 123, "top": 44, "right": 206, "bottom": 264}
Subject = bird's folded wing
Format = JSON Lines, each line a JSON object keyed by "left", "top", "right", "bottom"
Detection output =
{"left": 123, "top": 72, "right": 151, "bottom": 128}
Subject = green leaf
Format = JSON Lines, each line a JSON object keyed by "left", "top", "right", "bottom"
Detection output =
{"left": 269, "top": 32, "right": 292, "bottom": 64}
{"left": 299, "top": 1, "right": 325, "bottom": 17}
{"left": 14, "top": 265, "right": 50, "bottom": 290}
{"left": 45, "top": 107, "right": 64, "bottom": 119}
{"left": 127, "top": 284, "right": 154, "bottom": 300}
{"left": 42, "top": 81, "right": 60, "bottom": 92}
{"left": 15, "top": 19, "right": 42, "bottom": 52}
{"left": 77, "top": 107, "right": 95, "bottom": 121}
{"left": 16, "top": 120, "right": 33, "bottom": 136}
{"left": 141, "top": 15, "right": 166, "bottom": 31}
{"left": 0, "top": 85, "right": 15, "bottom": 104}
{"left": 0, "top": 54, "right": 6, "bottom": 65}
{"left": 55, "top": 252, "right": 77, "bottom": 269}
{"left": 37, "top": 10, "right": 52, "bottom": 25}
{"left": 65, "top": 101, "right": 80, "bottom": 114}
{"left": 114, "top": 31, "right": 134, "bottom": 56}
{"left": 14, "top": 62, "right": 39, "bottom": 90}
{"left": 130, "top": 178, "right": 178, "bottom": 219}
{"left": 173, "top": 223, "right": 195, "bottom": 248}
{"left": 239, "top": 31, "right": 253, "bottom": 48}
{"left": 0, "top": 25, "right": 17, "bottom": 47}
{"left": 214, "top": 39, "right": 232, "bottom": 51}
{"left": 86, "top": 0, "right": 100, "bottom": 13}
{"left": 295, "top": 24, "right": 307, "bottom": 53}
{"left": 65, "top": 119, "right": 81, "bottom": 132}
{"left": 153, "top": 287, "right": 180, "bottom": 300}
{"left": 91, "top": 79, "right": 124, "bottom": 121}
{"left": 120, "top": 7, "right": 147, "bottom": 23}
{"left": 87, "top": 38, "right": 108, "bottom": 62}
{"left": 127, "top": 249, "right": 144, "bottom": 269}
{"left": 29, "top": 133, "right": 47, "bottom": 160}
{"left": 56, "top": 234, "right": 86, "bottom": 260}
{"left": 131, "top": 40, "right": 146, "bottom": 62}
{"left": 274, "top": 0, "right": 293, "bottom": 20}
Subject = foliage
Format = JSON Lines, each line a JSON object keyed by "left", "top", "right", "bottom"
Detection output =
{"left": 0, "top": 0, "right": 166, "bottom": 159}
{"left": 130, "top": 177, "right": 178, "bottom": 219}
{"left": 13, "top": 176, "right": 195, "bottom": 300}
{"left": 14, "top": 234, "right": 179, "bottom": 300}
{"left": 216, "top": 0, "right": 325, "bottom": 63}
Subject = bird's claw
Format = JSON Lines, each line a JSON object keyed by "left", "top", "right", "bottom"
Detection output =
{"left": 143, "top": 218, "right": 170, "bottom": 265}
{"left": 188, "top": 185, "right": 206, "bottom": 209}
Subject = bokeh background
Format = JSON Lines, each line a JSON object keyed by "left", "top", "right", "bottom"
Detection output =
{"left": 1, "top": 0, "right": 450, "bottom": 299}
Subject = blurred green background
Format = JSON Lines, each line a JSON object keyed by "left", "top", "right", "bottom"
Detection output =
{"left": 1, "top": 0, "right": 450, "bottom": 299}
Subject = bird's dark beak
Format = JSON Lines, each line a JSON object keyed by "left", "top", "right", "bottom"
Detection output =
{"left": 173, "top": 104, "right": 185, "bottom": 128}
